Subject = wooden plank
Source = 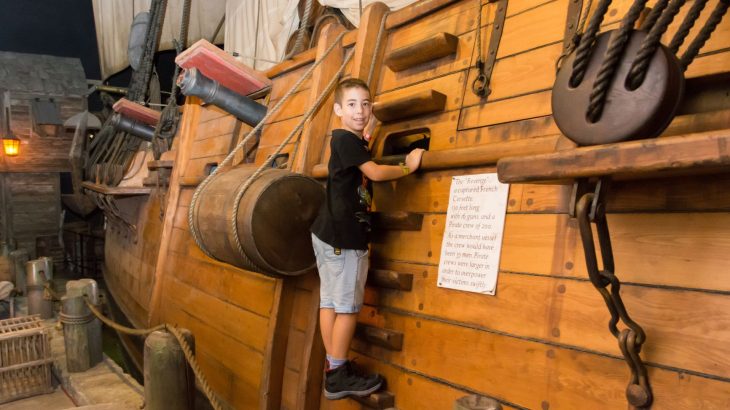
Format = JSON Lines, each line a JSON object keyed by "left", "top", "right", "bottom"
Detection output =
{"left": 371, "top": 260, "right": 730, "bottom": 379}
{"left": 385, "top": 0, "right": 463, "bottom": 30}
{"left": 371, "top": 212, "right": 730, "bottom": 292}
{"left": 377, "top": 71, "right": 466, "bottom": 117}
{"left": 355, "top": 323, "right": 404, "bottom": 351}
{"left": 266, "top": 48, "right": 318, "bottom": 79}
{"left": 373, "top": 89, "right": 447, "bottom": 122}
{"left": 269, "top": 64, "right": 312, "bottom": 101}
{"left": 259, "top": 116, "right": 304, "bottom": 150}
{"left": 367, "top": 269, "right": 413, "bottom": 291}
{"left": 379, "top": 30, "right": 475, "bottom": 94}
{"left": 81, "top": 181, "right": 152, "bottom": 195}
{"left": 260, "top": 278, "right": 294, "bottom": 410}
{"left": 176, "top": 39, "right": 272, "bottom": 96}
{"left": 459, "top": 90, "right": 552, "bottom": 130}
{"left": 353, "top": 307, "right": 730, "bottom": 409}
{"left": 497, "top": 129, "right": 730, "bottom": 183}
{"left": 386, "top": 32, "right": 460, "bottom": 72}
{"left": 193, "top": 114, "right": 238, "bottom": 141}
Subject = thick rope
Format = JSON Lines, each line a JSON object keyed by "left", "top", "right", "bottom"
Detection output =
{"left": 570, "top": 0, "right": 613, "bottom": 87}
{"left": 626, "top": 0, "right": 687, "bottom": 90}
{"left": 585, "top": 0, "right": 649, "bottom": 123}
{"left": 668, "top": 0, "right": 709, "bottom": 53}
{"left": 680, "top": 0, "right": 730, "bottom": 70}
{"left": 285, "top": 0, "right": 315, "bottom": 60}
{"left": 228, "top": 48, "right": 356, "bottom": 266}
{"left": 367, "top": 10, "right": 391, "bottom": 87}
{"left": 188, "top": 30, "right": 349, "bottom": 260}
{"left": 556, "top": 0, "right": 595, "bottom": 71}
{"left": 640, "top": 0, "right": 670, "bottom": 30}
{"left": 83, "top": 298, "right": 223, "bottom": 410}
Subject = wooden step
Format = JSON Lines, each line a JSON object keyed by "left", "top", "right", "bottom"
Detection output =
{"left": 147, "top": 160, "right": 174, "bottom": 170}
{"left": 351, "top": 391, "right": 396, "bottom": 409}
{"left": 176, "top": 39, "right": 272, "bottom": 96}
{"left": 372, "top": 211, "right": 423, "bottom": 231}
{"left": 81, "top": 181, "right": 152, "bottom": 196}
{"left": 112, "top": 98, "right": 160, "bottom": 126}
{"left": 367, "top": 269, "right": 413, "bottom": 291}
{"left": 355, "top": 324, "right": 403, "bottom": 351}
{"left": 497, "top": 128, "right": 730, "bottom": 183}
{"left": 372, "top": 89, "right": 447, "bottom": 122}
{"left": 385, "top": 32, "right": 459, "bottom": 72}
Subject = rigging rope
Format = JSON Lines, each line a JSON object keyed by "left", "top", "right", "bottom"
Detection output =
{"left": 569, "top": 0, "right": 613, "bottom": 87}
{"left": 668, "top": 0, "right": 709, "bottom": 53}
{"left": 679, "top": 0, "right": 730, "bottom": 70}
{"left": 285, "top": 0, "right": 315, "bottom": 60}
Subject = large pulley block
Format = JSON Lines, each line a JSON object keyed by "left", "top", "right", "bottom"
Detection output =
{"left": 552, "top": 30, "right": 685, "bottom": 146}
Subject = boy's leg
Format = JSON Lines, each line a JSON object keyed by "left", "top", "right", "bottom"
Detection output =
{"left": 319, "top": 308, "right": 336, "bottom": 356}
{"left": 330, "top": 312, "right": 357, "bottom": 359}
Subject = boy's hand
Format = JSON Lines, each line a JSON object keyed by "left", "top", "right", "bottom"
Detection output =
{"left": 405, "top": 148, "right": 425, "bottom": 173}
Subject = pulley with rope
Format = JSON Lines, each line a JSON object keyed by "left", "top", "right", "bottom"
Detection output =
{"left": 552, "top": 0, "right": 729, "bottom": 146}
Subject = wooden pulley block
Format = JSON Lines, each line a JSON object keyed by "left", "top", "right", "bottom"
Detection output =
{"left": 552, "top": 30, "right": 684, "bottom": 146}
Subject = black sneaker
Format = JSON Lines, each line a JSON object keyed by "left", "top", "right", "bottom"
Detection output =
{"left": 324, "top": 360, "right": 383, "bottom": 400}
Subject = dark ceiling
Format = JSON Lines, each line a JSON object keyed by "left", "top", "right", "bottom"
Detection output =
{"left": 0, "top": 0, "right": 101, "bottom": 81}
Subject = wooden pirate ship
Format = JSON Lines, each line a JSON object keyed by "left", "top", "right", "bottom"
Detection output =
{"left": 77, "top": 0, "right": 730, "bottom": 408}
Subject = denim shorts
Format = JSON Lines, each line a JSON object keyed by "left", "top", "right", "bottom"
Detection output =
{"left": 311, "top": 233, "right": 369, "bottom": 313}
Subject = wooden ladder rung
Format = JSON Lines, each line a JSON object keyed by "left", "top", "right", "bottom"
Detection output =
{"left": 355, "top": 324, "right": 403, "bottom": 351}
{"left": 368, "top": 269, "right": 413, "bottom": 291}
{"left": 147, "top": 160, "right": 174, "bottom": 170}
{"left": 352, "top": 391, "right": 396, "bottom": 409}
{"left": 385, "top": 32, "right": 459, "bottom": 72}
{"left": 176, "top": 39, "right": 272, "bottom": 97}
{"left": 372, "top": 212, "right": 423, "bottom": 231}
{"left": 112, "top": 98, "right": 161, "bottom": 126}
{"left": 373, "top": 89, "right": 447, "bottom": 122}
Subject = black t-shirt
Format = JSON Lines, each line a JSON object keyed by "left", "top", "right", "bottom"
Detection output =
{"left": 311, "top": 129, "right": 372, "bottom": 250}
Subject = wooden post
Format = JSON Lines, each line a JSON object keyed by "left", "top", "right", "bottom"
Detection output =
{"left": 60, "top": 294, "right": 95, "bottom": 372}
{"left": 64, "top": 279, "right": 103, "bottom": 370}
{"left": 144, "top": 329, "right": 195, "bottom": 410}
{"left": 454, "top": 395, "right": 503, "bottom": 410}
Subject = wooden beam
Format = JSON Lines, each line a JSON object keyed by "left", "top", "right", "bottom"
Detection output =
{"left": 355, "top": 323, "right": 404, "bottom": 351}
{"left": 385, "top": 32, "right": 459, "bottom": 72}
{"left": 367, "top": 269, "right": 414, "bottom": 291}
{"left": 372, "top": 89, "right": 447, "bottom": 122}
{"left": 81, "top": 181, "right": 152, "bottom": 195}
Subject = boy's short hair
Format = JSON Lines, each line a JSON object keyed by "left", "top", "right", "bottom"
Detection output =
{"left": 334, "top": 78, "right": 371, "bottom": 104}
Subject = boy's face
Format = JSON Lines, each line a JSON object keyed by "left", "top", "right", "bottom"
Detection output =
{"left": 334, "top": 87, "right": 371, "bottom": 135}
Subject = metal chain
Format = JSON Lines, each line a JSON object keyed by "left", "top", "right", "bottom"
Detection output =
{"left": 188, "top": 30, "right": 349, "bottom": 261}
{"left": 680, "top": 0, "right": 730, "bottom": 70}
{"left": 575, "top": 185, "right": 651, "bottom": 408}
{"left": 668, "top": 0, "right": 709, "bottom": 53}
{"left": 569, "top": 0, "right": 612, "bottom": 87}
{"left": 83, "top": 298, "right": 223, "bottom": 410}
{"left": 585, "top": 0, "right": 649, "bottom": 123}
{"left": 626, "top": 0, "right": 687, "bottom": 90}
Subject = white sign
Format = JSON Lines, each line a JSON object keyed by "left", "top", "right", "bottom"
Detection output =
{"left": 437, "top": 173, "right": 509, "bottom": 295}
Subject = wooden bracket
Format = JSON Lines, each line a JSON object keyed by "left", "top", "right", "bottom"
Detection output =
{"left": 385, "top": 32, "right": 459, "bottom": 72}
{"left": 372, "top": 211, "right": 423, "bottom": 231}
{"left": 355, "top": 324, "right": 404, "bottom": 351}
{"left": 351, "top": 391, "right": 396, "bottom": 409}
{"left": 367, "top": 269, "right": 414, "bottom": 291}
{"left": 372, "top": 89, "right": 447, "bottom": 122}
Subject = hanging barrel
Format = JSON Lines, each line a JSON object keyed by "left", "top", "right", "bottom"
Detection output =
{"left": 192, "top": 166, "right": 324, "bottom": 276}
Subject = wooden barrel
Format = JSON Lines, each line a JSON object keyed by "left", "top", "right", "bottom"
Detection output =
{"left": 193, "top": 166, "right": 324, "bottom": 276}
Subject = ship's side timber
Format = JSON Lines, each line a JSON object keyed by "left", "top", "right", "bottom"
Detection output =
{"left": 309, "top": 0, "right": 730, "bottom": 409}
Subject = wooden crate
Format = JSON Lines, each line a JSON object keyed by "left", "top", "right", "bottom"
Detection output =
{"left": 0, "top": 315, "right": 54, "bottom": 403}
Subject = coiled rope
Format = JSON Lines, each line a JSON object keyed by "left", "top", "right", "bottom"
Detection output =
{"left": 82, "top": 298, "right": 222, "bottom": 410}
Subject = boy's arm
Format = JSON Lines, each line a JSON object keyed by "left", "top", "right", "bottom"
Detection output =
{"left": 359, "top": 148, "right": 424, "bottom": 181}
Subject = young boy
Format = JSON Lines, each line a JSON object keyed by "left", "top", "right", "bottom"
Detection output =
{"left": 310, "top": 78, "right": 424, "bottom": 399}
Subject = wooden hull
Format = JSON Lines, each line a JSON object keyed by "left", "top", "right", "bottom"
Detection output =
{"left": 102, "top": 0, "right": 730, "bottom": 408}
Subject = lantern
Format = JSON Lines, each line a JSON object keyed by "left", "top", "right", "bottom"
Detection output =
{"left": 3, "top": 134, "right": 20, "bottom": 157}
{"left": 3, "top": 107, "right": 19, "bottom": 156}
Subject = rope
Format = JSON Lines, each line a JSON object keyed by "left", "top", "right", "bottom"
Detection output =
{"left": 570, "top": 0, "right": 612, "bottom": 87}
{"left": 680, "top": 0, "right": 730, "bottom": 70}
{"left": 285, "top": 0, "right": 315, "bottom": 60}
{"left": 626, "top": 0, "right": 687, "bottom": 90}
{"left": 187, "top": 30, "right": 349, "bottom": 260}
{"left": 556, "top": 0, "right": 594, "bottom": 71}
{"left": 640, "top": 0, "right": 669, "bottom": 30}
{"left": 577, "top": 0, "right": 594, "bottom": 35}
{"left": 668, "top": 0, "right": 709, "bottom": 53}
{"left": 367, "top": 10, "right": 391, "bottom": 87}
{"left": 585, "top": 0, "right": 649, "bottom": 123}
{"left": 83, "top": 298, "right": 223, "bottom": 410}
